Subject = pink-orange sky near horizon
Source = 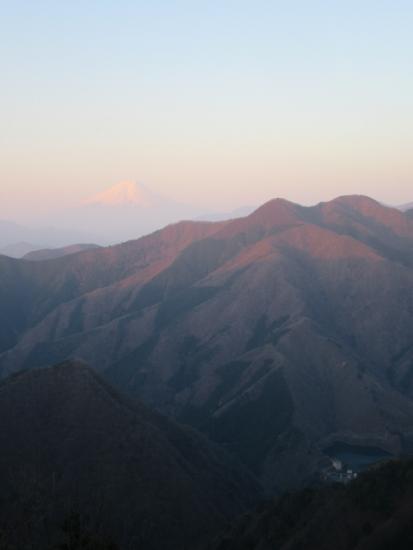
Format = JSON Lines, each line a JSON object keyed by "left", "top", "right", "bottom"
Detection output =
{"left": 2, "top": 1, "right": 413, "bottom": 221}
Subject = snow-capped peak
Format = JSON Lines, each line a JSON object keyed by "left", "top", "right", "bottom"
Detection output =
{"left": 83, "top": 181, "right": 159, "bottom": 207}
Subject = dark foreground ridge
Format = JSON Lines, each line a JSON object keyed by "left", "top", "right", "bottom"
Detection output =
{"left": 0, "top": 360, "right": 260, "bottom": 550}
{"left": 205, "top": 459, "right": 413, "bottom": 550}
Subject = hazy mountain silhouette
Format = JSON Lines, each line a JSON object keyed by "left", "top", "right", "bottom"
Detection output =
{"left": 0, "top": 219, "right": 100, "bottom": 253}
{"left": 197, "top": 205, "right": 256, "bottom": 222}
{"left": 1, "top": 183, "right": 255, "bottom": 248}
{"left": 398, "top": 201, "right": 413, "bottom": 212}
{"left": 60, "top": 181, "right": 212, "bottom": 244}
{"left": 0, "top": 241, "right": 41, "bottom": 258}
{"left": 1, "top": 196, "right": 413, "bottom": 491}
{"left": 23, "top": 243, "right": 101, "bottom": 261}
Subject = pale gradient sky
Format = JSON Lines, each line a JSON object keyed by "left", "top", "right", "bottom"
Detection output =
{"left": 1, "top": 0, "right": 413, "bottom": 221}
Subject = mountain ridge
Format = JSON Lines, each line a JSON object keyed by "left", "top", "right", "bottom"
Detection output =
{"left": 23, "top": 243, "right": 101, "bottom": 261}
{"left": 0, "top": 359, "right": 260, "bottom": 549}
{"left": 1, "top": 195, "right": 412, "bottom": 491}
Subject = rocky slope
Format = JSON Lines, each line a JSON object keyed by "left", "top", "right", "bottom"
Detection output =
{"left": 1, "top": 196, "right": 413, "bottom": 491}
{"left": 0, "top": 361, "right": 259, "bottom": 550}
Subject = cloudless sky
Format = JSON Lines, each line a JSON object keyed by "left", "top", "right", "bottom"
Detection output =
{"left": 1, "top": 0, "right": 413, "bottom": 220}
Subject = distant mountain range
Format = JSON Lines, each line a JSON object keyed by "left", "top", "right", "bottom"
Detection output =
{"left": 62, "top": 180, "right": 212, "bottom": 244}
{"left": 3, "top": 187, "right": 411, "bottom": 256}
{"left": 0, "top": 241, "right": 41, "bottom": 258}
{"left": 0, "top": 241, "right": 100, "bottom": 261}
{"left": 23, "top": 243, "right": 100, "bottom": 261}
{"left": 1, "top": 195, "right": 413, "bottom": 493}
{"left": 1, "top": 182, "right": 255, "bottom": 254}
{"left": 398, "top": 201, "right": 413, "bottom": 212}
{"left": 404, "top": 206, "right": 413, "bottom": 218}
{"left": 0, "top": 219, "right": 100, "bottom": 257}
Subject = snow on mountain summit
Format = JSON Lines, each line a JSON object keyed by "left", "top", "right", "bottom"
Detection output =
{"left": 84, "top": 181, "right": 161, "bottom": 207}
{"left": 76, "top": 180, "right": 210, "bottom": 242}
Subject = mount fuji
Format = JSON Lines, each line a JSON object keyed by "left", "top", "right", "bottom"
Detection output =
{"left": 83, "top": 180, "right": 166, "bottom": 208}
{"left": 62, "top": 181, "right": 209, "bottom": 244}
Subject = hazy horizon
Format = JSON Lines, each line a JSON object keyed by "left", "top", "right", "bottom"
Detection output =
{"left": 0, "top": 178, "right": 411, "bottom": 229}
{"left": 2, "top": 1, "right": 413, "bottom": 222}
